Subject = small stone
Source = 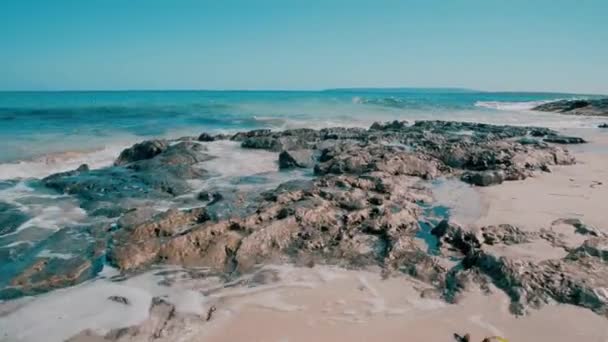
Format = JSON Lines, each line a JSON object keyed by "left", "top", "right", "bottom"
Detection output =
{"left": 108, "top": 295, "right": 130, "bottom": 305}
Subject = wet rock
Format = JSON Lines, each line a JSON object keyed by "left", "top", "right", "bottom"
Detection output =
{"left": 370, "top": 120, "right": 409, "bottom": 131}
{"left": 461, "top": 244, "right": 608, "bottom": 316}
{"left": 543, "top": 135, "right": 587, "bottom": 144}
{"left": 197, "top": 132, "right": 216, "bottom": 142}
{"left": 480, "top": 224, "right": 530, "bottom": 245}
{"left": 461, "top": 171, "right": 504, "bottom": 186}
{"left": 599, "top": 123, "right": 608, "bottom": 128}
{"left": 278, "top": 149, "right": 315, "bottom": 169}
{"left": 568, "top": 237, "right": 608, "bottom": 262}
{"left": 314, "top": 143, "right": 440, "bottom": 179}
{"left": 533, "top": 98, "right": 608, "bottom": 116}
{"left": 108, "top": 208, "right": 209, "bottom": 270}
{"left": 43, "top": 141, "right": 213, "bottom": 212}
{"left": 431, "top": 220, "right": 481, "bottom": 255}
{"left": 114, "top": 139, "right": 168, "bottom": 165}
{"left": 76, "top": 164, "right": 89, "bottom": 172}
{"left": 197, "top": 191, "right": 223, "bottom": 204}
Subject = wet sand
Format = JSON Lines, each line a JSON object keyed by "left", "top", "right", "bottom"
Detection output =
{"left": 473, "top": 129, "right": 608, "bottom": 234}
{"left": 198, "top": 267, "right": 608, "bottom": 342}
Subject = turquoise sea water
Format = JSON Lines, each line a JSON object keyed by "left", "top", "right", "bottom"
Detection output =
{"left": 0, "top": 89, "right": 604, "bottom": 178}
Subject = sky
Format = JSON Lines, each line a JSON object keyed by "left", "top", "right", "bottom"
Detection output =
{"left": 0, "top": 0, "right": 607, "bottom": 94}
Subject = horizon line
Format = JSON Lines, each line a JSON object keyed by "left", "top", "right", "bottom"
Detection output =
{"left": 0, "top": 87, "right": 604, "bottom": 96}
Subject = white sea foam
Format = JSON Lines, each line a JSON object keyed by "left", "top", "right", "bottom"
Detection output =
{"left": 0, "top": 182, "right": 88, "bottom": 241}
{"left": 0, "top": 266, "right": 211, "bottom": 342}
{"left": 474, "top": 100, "right": 551, "bottom": 111}
{"left": 0, "top": 144, "right": 128, "bottom": 180}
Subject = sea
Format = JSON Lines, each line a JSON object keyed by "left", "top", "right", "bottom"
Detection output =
{"left": 0, "top": 89, "right": 605, "bottom": 179}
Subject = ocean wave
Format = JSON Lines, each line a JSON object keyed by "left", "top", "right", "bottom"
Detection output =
{"left": 352, "top": 96, "right": 410, "bottom": 108}
{"left": 474, "top": 100, "right": 552, "bottom": 111}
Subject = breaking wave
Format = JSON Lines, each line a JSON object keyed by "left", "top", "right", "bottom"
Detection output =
{"left": 474, "top": 100, "right": 552, "bottom": 111}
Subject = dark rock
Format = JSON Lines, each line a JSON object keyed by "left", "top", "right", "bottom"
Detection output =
{"left": 43, "top": 141, "right": 212, "bottom": 212}
{"left": 231, "top": 129, "right": 273, "bottom": 141}
{"left": 480, "top": 224, "right": 529, "bottom": 245}
{"left": 369, "top": 120, "right": 409, "bottom": 131}
{"left": 278, "top": 149, "right": 315, "bottom": 169}
{"left": 115, "top": 139, "right": 168, "bottom": 166}
{"left": 76, "top": 164, "right": 90, "bottom": 172}
{"left": 197, "top": 132, "right": 216, "bottom": 142}
{"left": 543, "top": 135, "right": 587, "bottom": 144}
{"left": 533, "top": 98, "right": 608, "bottom": 116}
{"left": 461, "top": 171, "right": 504, "bottom": 186}
{"left": 431, "top": 220, "right": 481, "bottom": 255}
{"left": 599, "top": 123, "right": 608, "bottom": 128}
{"left": 198, "top": 191, "right": 223, "bottom": 204}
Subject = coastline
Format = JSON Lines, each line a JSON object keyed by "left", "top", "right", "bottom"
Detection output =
{"left": 1, "top": 119, "right": 607, "bottom": 341}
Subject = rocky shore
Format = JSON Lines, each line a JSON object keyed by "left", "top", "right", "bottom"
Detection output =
{"left": 533, "top": 98, "right": 608, "bottom": 116}
{"left": 2, "top": 120, "right": 607, "bottom": 340}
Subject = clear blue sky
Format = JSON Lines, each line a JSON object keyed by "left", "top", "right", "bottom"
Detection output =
{"left": 1, "top": 0, "right": 607, "bottom": 93}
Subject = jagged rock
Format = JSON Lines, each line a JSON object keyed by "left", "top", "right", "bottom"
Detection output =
{"left": 431, "top": 220, "right": 481, "bottom": 255}
{"left": 568, "top": 237, "right": 608, "bottom": 262}
{"left": 314, "top": 143, "right": 441, "bottom": 179}
{"left": 480, "top": 224, "right": 530, "bottom": 245}
{"left": 370, "top": 120, "right": 409, "bottom": 131}
{"left": 461, "top": 245, "right": 608, "bottom": 316}
{"left": 278, "top": 149, "right": 315, "bottom": 169}
{"left": 43, "top": 141, "right": 213, "bottom": 212}
{"left": 114, "top": 139, "right": 168, "bottom": 165}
